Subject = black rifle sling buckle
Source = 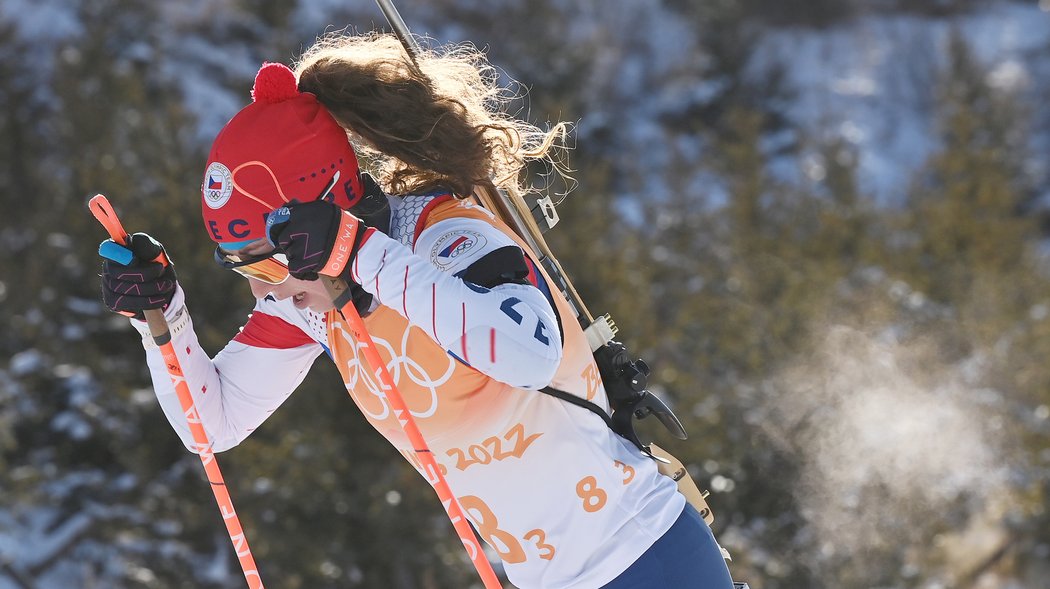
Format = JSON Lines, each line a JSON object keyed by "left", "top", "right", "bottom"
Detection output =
{"left": 596, "top": 340, "right": 688, "bottom": 442}
{"left": 540, "top": 340, "right": 687, "bottom": 462}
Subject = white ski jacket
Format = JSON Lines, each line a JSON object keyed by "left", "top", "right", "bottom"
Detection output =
{"left": 134, "top": 193, "right": 684, "bottom": 589}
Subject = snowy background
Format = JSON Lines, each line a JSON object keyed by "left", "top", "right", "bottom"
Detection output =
{"left": 1, "top": 1, "right": 1049, "bottom": 588}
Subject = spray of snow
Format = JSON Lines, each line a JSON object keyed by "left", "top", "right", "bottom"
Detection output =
{"left": 764, "top": 326, "right": 1017, "bottom": 568}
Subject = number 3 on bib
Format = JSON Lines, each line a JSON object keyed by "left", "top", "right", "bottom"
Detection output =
{"left": 459, "top": 496, "right": 559, "bottom": 564}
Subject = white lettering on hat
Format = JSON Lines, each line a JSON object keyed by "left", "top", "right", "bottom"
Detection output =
{"left": 203, "top": 162, "right": 234, "bottom": 209}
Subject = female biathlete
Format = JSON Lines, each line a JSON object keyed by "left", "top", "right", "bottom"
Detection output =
{"left": 100, "top": 32, "right": 734, "bottom": 589}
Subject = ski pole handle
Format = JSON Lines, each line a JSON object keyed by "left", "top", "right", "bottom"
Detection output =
{"left": 321, "top": 276, "right": 503, "bottom": 589}
{"left": 88, "top": 194, "right": 265, "bottom": 589}
{"left": 89, "top": 195, "right": 173, "bottom": 339}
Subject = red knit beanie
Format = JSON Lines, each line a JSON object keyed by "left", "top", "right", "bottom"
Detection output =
{"left": 201, "top": 62, "right": 364, "bottom": 247}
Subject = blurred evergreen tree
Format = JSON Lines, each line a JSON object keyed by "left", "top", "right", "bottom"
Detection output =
{"left": 4, "top": 1, "right": 1050, "bottom": 588}
{"left": 898, "top": 31, "right": 1050, "bottom": 586}
{"left": 1, "top": 0, "right": 230, "bottom": 585}
{"left": 903, "top": 30, "right": 1040, "bottom": 353}
{"left": 1, "top": 1, "right": 477, "bottom": 587}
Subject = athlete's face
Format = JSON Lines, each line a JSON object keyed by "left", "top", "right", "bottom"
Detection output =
{"left": 221, "top": 239, "right": 336, "bottom": 313}
{"left": 246, "top": 274, "right": 335, "bottom": 313}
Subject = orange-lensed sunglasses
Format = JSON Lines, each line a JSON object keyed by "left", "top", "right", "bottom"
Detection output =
{"left": 213, "top": 171, "right": 343, "bottom": 285}
{"left": 214, "top": 247, "right": 290, "bottom": 285}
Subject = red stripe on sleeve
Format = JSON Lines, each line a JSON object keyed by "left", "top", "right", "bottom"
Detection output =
{"left": 374, "top": 248, "right": 388, "bottom": 302}
{"left": 490, "top": 328, "right": 496, "bottom": 364}
{"left": 233, "top": 312, "right": 315, "bottom": 349}
{"left": 351, "top": 228, "right": 376, "bottom": 284}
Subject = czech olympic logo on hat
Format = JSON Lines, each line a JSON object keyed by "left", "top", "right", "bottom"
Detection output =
{"left": 203, "top": 162, "right": 234, "bottom": 209}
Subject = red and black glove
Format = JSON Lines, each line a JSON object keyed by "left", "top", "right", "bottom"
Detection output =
{"left": 266, "top": 200, "right": 371, "bottom": 283}
{"left": 99, "top": 232, "right": 177, "bottom": 319}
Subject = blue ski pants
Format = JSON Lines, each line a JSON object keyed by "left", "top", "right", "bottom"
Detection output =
{"left": 600, "top": 503, "right": 735, "bottom": 589}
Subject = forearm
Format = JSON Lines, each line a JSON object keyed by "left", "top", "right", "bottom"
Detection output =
{"left": 134, "top": 286, "right": 231, "bottom": 452}
{"left": 134, "top": 287, "right": 320, "bottom": 452}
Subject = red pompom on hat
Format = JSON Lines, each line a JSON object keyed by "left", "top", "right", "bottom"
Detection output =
{"left": 201, "top": 62, "right": 364, "bottom": 247}
{"left": 251, "top": 62, "right": 299, "bottom": 103}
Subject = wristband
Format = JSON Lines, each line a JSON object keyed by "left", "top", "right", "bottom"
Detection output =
{"left": 319, "top": 211, "right": 362, "bottom": 278}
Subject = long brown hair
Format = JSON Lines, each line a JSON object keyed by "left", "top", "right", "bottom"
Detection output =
{"left": 294, "top": 31, "right": 568, "bottom": 199}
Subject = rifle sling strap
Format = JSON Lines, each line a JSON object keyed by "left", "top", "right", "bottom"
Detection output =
{"left": 539, "top": 386, "right": 648, "bottom": 454}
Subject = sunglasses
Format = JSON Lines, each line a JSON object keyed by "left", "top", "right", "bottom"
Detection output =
{"left": 214, "top": 246, "right": 290, "bottom": 285}
{"left": 212, "top": 170, "right": 345, "bottom": 285}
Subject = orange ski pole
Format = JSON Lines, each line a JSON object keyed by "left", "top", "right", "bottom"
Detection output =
{"left": 89, "top": 195, "right": 264, "bottom": 589}
{"left": 321, "top": 277, "right": 503, "bottom": 589}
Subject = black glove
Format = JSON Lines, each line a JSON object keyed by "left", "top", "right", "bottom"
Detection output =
{"left": 350, "top": 172, "right": 391, "bottom": 235}
{"left": 100, "top": 232, "right": 177, "bottom": 319}
{"left": 266, "top": 200, "right": 369, "bottom": 283}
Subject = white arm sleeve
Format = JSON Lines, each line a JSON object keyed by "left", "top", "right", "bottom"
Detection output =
{"left": 351, "top": 218, "right": 562, "bottom": 389}
{"left": 134, "top": 287, "right": 323, "bottom": 453}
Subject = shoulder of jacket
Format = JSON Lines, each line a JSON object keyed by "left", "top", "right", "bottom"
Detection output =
{"left": 388, "top": 192, "right": 498, "bottom": 248}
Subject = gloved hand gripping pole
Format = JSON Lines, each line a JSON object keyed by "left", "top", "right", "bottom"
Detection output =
{"left": 320, "top": 276, "right": 503, "bottom": 589}
{"left": 89, "top": 195, "right": 265, "bottom": 589}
